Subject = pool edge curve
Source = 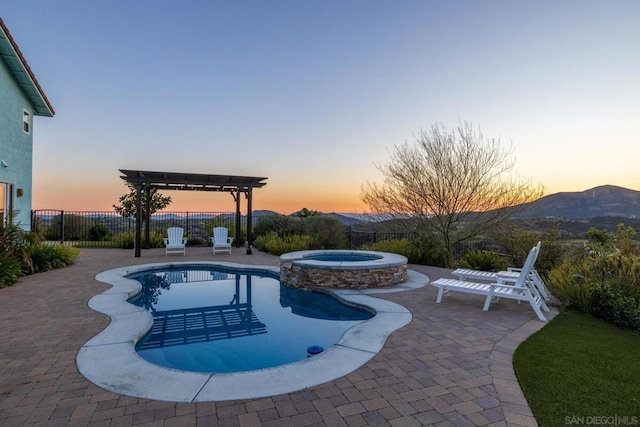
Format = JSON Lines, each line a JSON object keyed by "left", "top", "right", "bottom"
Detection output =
{"left": 77, "top": 261, "right": 428, "bottom": 402}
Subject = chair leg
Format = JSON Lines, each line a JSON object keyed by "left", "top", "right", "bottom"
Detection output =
{"left": 483, "top": 289, "right": 495, "bottom": 311}
{"left": 436, "top": 286, "right": 445, "bottom": 303}
{"left": 526, "top": 293, "right": 547, "bottom": 321}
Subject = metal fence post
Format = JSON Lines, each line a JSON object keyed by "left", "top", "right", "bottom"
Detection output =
{"left": 60, "top": 210, "right": 64, "bottom": 244}
{"left": 185, "top": 212, "right": 189, "bottom": 239}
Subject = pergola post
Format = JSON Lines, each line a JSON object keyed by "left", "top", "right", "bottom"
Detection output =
{"left": 246, "top": 187, "right": 253, "bottom": 255}
{"left": 144, "top": 183, "right": 151, "bottom": 249}
{"left": 134, "top": 183, "right": 142, "bottom": 258}
{"left": 234, "top": 190, "right": 242, "bottom": 248}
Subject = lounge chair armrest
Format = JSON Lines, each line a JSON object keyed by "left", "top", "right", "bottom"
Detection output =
{"left": 228, "top": 237, "right": 234, "bottom": 244}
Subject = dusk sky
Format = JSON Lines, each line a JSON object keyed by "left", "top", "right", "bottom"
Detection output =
{"left": 3, "top": 1, "right": 639, "bottom": 214}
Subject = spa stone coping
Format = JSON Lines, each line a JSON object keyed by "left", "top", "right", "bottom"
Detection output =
{"left": 280, "top": 250, "right": 408, "bottom": 270}
{"left": 77, "top": 261, "right": 427, "bottom": 402}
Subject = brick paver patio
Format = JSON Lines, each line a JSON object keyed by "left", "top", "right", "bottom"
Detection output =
{"left": 0, "top": 247, "right": 555, "bottom": 426}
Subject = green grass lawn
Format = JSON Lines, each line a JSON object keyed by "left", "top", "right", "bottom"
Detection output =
{"left": 514, "top": 311, "right": 640, "bottom": 426}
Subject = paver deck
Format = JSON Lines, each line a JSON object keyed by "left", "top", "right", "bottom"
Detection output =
{"left": 0, "top": 247, "right": 556, "bottom": 426}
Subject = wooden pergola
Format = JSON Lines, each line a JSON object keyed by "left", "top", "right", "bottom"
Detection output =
{"left": 119, "top": 169, "right": 268, "bottom": 257}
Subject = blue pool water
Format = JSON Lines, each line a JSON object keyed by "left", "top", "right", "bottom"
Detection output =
{"left": 303, "top": 253, "right": 380, "bottom": 262}
{"left": 127, "top": 266, "right": 373, "bottom": 373}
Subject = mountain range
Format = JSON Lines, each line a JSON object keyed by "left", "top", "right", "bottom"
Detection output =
{"left": 276, "top": 185, "right": 640, "bottom": 225}
{"left": 243, "top": 186, "right": 640, "bottom": 239}
{"left": 515, "top": 185, "right": 640, "bottom": 219}
{"left": 151, "top": 185, "right": 640, "bottom": 225}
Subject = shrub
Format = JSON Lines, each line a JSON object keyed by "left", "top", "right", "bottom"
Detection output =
{"left": 362, "top": 239, "right": 415, "bottom": 259}
{"left": 0, "top": 218, "right": 79, "bottom": 287}
{"left": 547, "top": 260, "right": 593, "bottom": 313}
{"left": 115, "top": 231, "right": 165, "bottom": 249}
{"left": 304, "top": 216, "right": 347, "bottom": 249}
{"left": 459, "top": 250, "right": 506, "bottom": 271}
{"left": 589, "top": 283, "right": 640, "bottom": 332}
{"left": 115, "top": 232, "right": 135, "bottom": 249}
{"left": 362, "top": 236, "right": 450, "bottom": 266}
{"left": 547, "top": 224, "right": 640, "bottom": 319}
{"left": 30, "top": 244, "right": 79, "bottom": 273}
{"left": 254, "top": 214, "right": 346, "bottom": 251}
{"left": 253, "top": 231, "right": 312, "bottom": 255}
{"left": 493, "top": 222, "right": 565, "bottom": 276}
{"left": 254, "top": 215, "right": 304, "bottom": 237}
{"left": 88, "top": 224, "right": 110, "bottom": 241}
{"left": 0, "top": 253, "right": 21, "bottom": 288}
{"left": 411, "top": 235, "right": 451, "bottom": 267}
{"left": 0, "top": 222, "right": 32, "bottom": 256}
{"left": 0, "top": 222, "right": 37, "bottom": 273}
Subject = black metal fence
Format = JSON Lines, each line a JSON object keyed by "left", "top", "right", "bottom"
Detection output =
{"left": 346, "top": 230, "right": 417, "bottom": 249}
{"left": 31, "top": 210, "right": 485, "bottom": 260}
{"left": 31, "top": 210, "right": 243, "bottom": 248}
{"left": 345, "top": 228, "right": 486, "bottom": 261}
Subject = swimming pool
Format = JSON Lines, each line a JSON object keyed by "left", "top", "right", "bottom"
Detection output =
{"left": 78, "top": 261, "right": 426, "bottom": 402}
{"left": 126, "top": 266, "right": 373, "bottom": 373}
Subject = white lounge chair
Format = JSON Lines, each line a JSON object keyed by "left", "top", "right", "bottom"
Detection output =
{"left": 211, "top": 226, "right": 234, "bottom": 254}
{"left": 163, "top": 227, "right": 187, "bottom": 256}
{"left": 452, "top": 242, "right": 550, "bottom": 300}
{"left": 431, "top": 245, "right": 550, "bottom": 321}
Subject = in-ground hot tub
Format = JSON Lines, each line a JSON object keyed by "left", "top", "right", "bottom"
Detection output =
{"left": 280, "top": 250, "right": 408, "bottom": 290}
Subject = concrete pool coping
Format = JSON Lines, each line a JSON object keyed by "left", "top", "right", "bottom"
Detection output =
{"left": 77, "top": 261, "right": 428, "bottom": 402}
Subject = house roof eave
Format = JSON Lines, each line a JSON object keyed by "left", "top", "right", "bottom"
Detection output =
{"left": 0, "top": 17, "right": 54, "bottom": 117}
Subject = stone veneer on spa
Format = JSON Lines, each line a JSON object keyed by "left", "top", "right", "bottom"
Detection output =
{"left": 280, "top": 250, "right": 408, "bottom": 289}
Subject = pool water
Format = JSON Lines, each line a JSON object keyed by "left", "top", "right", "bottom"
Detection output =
{"left": 303, "top": 253, "right": 380, "bottom": 262}
{"left": 127, "top": 267, "right": 373, "bottom": 373}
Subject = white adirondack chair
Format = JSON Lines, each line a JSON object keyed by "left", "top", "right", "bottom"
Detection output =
{"left": 431, "top": 244, "right": 550, "bottom": 321}
{"left": 163, "top": 227, "right": 187, "bottom": 256}
{"left": 211, "top": 227, "right": 234, "bottom": 254}
{"left": 452, "top": 242, "right": 550, "bottom": 300}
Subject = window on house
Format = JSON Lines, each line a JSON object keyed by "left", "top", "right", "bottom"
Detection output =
{"left": 23, "top": 110, "right": 31, "bottom": 134}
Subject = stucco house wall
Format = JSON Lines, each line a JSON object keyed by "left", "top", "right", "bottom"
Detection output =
{"left": 0, "top": 58, "right": 35, "bottom": 228}
{"left": 0, "top": 18, "right": 54, "bottom": 231}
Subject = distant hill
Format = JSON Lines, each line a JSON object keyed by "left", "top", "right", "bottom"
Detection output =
{"left": 258, "top": 185, "right": 640, "bottom": 225}
{"left": 326, "top": 213, "right": 364, "bottom": 226}
{"left": 516, "top": 185, "right": 640, "bottom": 219}
{"left": 253, "top": 209, "right": 279, "bottom": 218}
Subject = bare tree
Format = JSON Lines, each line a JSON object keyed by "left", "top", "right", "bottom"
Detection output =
{"left": 361, "top": 121, "right": 544, "bottom": 264}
